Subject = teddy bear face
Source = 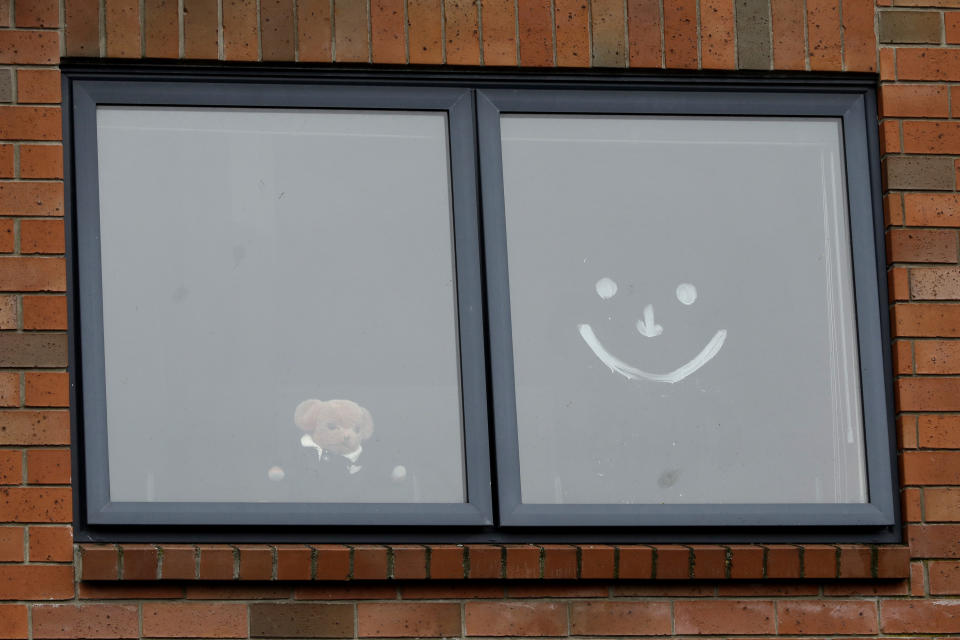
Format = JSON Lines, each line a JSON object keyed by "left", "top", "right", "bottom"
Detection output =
{"left": 294, "top": 398, "right": 374, "bottom": 455}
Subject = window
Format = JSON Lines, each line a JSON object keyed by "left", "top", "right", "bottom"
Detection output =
{"left": 65, "top": 68, "right": 898, "bottom": 542}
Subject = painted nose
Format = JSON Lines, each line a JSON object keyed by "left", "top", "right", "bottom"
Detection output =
{"left": 636, "top": 304, "right": 663, "bottom": 338}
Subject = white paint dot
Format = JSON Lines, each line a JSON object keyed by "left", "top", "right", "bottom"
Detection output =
{"left": 595, "top": 277, "right": 618, "bottom": 299}
{"left": 267, "top": 466, "right": 285, "bottom": 481}
{"left": 676, "top": 283, "right": 698, "bottom": 305}
{"left": 391, "top": 465, "right": 407, "bottom": 482}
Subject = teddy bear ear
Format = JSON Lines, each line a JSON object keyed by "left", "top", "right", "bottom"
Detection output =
{"left": 294, "top": 399, "right": 324, "bottom": 431}
{"left": 358, "top": 406, "right": 374, "bottom": 440}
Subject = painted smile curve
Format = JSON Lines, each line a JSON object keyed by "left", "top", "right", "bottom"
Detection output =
{"left": 578, "top": 324, "right": 727, "bottom": 384}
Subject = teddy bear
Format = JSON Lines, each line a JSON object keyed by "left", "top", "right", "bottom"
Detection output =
{"left": 267, "top": 398, "right": 411, "bottom": 502}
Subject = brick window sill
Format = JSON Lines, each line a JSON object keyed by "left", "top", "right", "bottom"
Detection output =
{"left": 77, "top": 544, "right": 911, "bottom": 582}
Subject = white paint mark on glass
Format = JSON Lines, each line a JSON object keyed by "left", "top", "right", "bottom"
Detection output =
{"left": 595, "top": 277, "right": 618, "bottom": 299}
{"left": 578, "top": 324, "right": 727, "bottom": 384}
{"left": 676, "top": 282, "right": 698, "bottom": 305}
{"left": 635, "top": 304, "right": 664, "bottom": 338}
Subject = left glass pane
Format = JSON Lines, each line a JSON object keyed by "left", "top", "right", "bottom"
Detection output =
{"left": 94, "top": 106, "right": 465, "bottom": 503}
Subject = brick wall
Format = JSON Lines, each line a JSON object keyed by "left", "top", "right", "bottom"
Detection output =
{"left": 0, "top": 0, "right": 957, "bottom": 637}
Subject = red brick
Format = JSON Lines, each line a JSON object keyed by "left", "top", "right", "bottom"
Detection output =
{"left": 33, "top": 604, "right": 138, "bottom": 639}
{"left": 20, "top": 145, "right": 63, "bottom": 179}
{"left": 838, "top": 544, "right": 872, "bottom": 577}
{"left": 468, "top": 544, "right": 502, "bottom": 579}
{"left": 260, "top": 0, "right": 295, "bottom": 61}
{"left": 717, "top": 582, "right": 818, "bottom": 596}
{"left": 0, "top": 564, "right": 73, "bottom": 599}
{"left": 949, "top": 10, "right": 960, "bottom": 43}
{"left": 505, "top": 545, "right": 540, "bottom": 579}
{"left": 893, "top": 340, "right": 913, "bottom": 374}
{"left": 905, "top": 193, "right": 960, "bottom": 227}
{"left": 841, "top": 0, "right": 875, "bottom": 71}
{"left": 766, "top": 545, "right": 801, "bottom": 578}
{"left": 22, "top": 296, "right": 67, "bottom": 330}
{"left": 0, "top": 31, "right": 59, "bottom": 64}
{"left": 298, "top": 583, "right": 397, "bottom": 599}
{"left": 0, "top": 486, "right": 70, "bottom": 522}
{"left": 358, "top": 602, "right": 460, "bottom": 637}
{"left": 79, "top": 583, "right": 185, "bottom": 599}
{"left": 899, "top": 48, "right": 960, "bottom": 81}
{"left": 334, "top": 0, "right": 369, "bottom": 62}
{"left": 700, "top": 0, "right": 735, "bottom": 69}
{"left": 888, "top": 229, "right": 957, "bottom": 264}
{"left": 517, "top": 0, "right": 554, "bottom": 66}
{"left": 882, "top": 599, "right": 960, "bottom": 633}
{"left": 159, "top": 544, "right": 196, "bottom": 580}
{"left": 142, "top": 603, "right": 248, "bottom": 638}
{"left": 121, "top": 544, "right": 159, "bottom": 580}
{"left": 675, "top": 600, "right": 776, "bottom": 635}
{"left": 0, "top": 219, "right": 11, "bottom": 253}
{"left": 655, "top": 544, "right": 690, "bottom": 579}
{"left": 0, "top": 526, "right": 23, "bottom": 561}
{"left": 29, "top": 526, "right": 72, "bottom": 562}
{"left": 16, "top": 0, "right": 58, "bottom": 27}
{"left": 80, "top": 544, "right": 119, "bottom": 580}
{"left": 0, "top": 257, "right": 67, "bottom": 291}
{"left": 927, "top": 487, "right": 960, "bottom": 521}
{"left": 822, "top": 579, "right": 910, "bottom": 596}
{"left": 930, "top": 560, "right": 960, "bottom": 593}
{"left": 554, "top": 0, "right": 589, "bottom": 67}
{"left": 198, "top": 545, "right": 235, "bottom": 580}
{"left": 898, "top": 377, "right": 960, "bottom": 411}
{"left": 184, "top": 0, "right": 219, "bottom": 59}
{"left": 590, "top": 0, "right": 626, "bottom": 67}
{"left": 0, "top": 146, "right": 12, "bottom": 179}
{"left": 16, "top": 70, "right": 60, "bottom": 105}
{"left": 903, "top": 451, "right": 960, "bottom": 484}
{"left": 911, "top": 560, "right": 925, "bottom": 596}
{"left": 105, "top": 0, "right": 141, "bottom": 57}
{"left": 806, "top": 0, "right": 842, "bottom": 70}
{"left": 911, "top": 266, "right": 960, "bottom": 300}
{"left": 618, "top": 545, "right": 653, "bottom": 578}
{"left": 542, "top": 544, "right": 576, "bottom": 579}
{"left": 297, "top": 0, "right": 332, "bottom": 62}
{"left": 771, "top": 0, "right": 805, "bottom": 70}
{"left": 354, "top": 545, "right": 388, "bottom": 580}
{"left": 311, "top": 544, "right": 349, "bottom": 580}
{"left": 237, "top": 545, "right": 273, "bottom": 580}
{"left": 882, "top": 84, "right": 949, "bottom": 118}
{"left": 276, "top": 544, "right": 311, "bottom": 580}
{"left": 569, "top": 601, "right": 670, "bottom": 635}
{"left": 778, "top": 600, "right": 878, "bottom": 635}
{"left": 880, "top": 119, "right": 901, "bottom": 153}
{"left": 0, "top": 293, "right": 14, "bottom": 328}
{"left": 24, "top": 372, "right": 69, "bottom": 407}
{"left": 0, "top": 449, "right": 20, "bottom": 484}
{"left": 446, "top": 0, "right": 481, "bottom": 65}
{"left": 920, "top": 414, "right": 960, "bottom": 448}
{"left": 909, "top": 523, "right": 960, "bottom": 557}
{"left": 428, "top": 544, "right": 464, "bottom": 579}
{"left": 371, "top": 0, "right": 406, "bottom": 64}
{"left": 894, "top": 303, "right": 960, "bottom": 337}
{"left": 26, "top": 449, "right": 69, "bottom": 484}
{"left": 803, "top": 545, "right": 837, "bottom": 579}
{"left": 223, "top": 0, "right": 258, "bottom": 61}
{"left": 481, "top": 0, "right": 518, "bottom": 65}
{"left": 663, "top": 0, "right": 697, "bottom": 69}
{"left": 466, "top": 601, "right": 565, "bottom": 636}
{"left": 65, "top": 0, "right": 99, "bottom": 56}
{"left": 0, "top": 183, "right": 62, "bottom": 215}
{"left": 0, "top": 372, "right": 18, "bottom": 407}
{"left": 20, "top": 220, "right": 63, "bottom": 255}
{"left": 904, "top": 486, "right": 923, "bottom": 520}
{"left": 690, "top": 545, "right": 726, "bottom": 579}
{"left": 728, "top": 545, "right": 764, "bottom": 579}
{"left": 144, "top": 0, "right": 179, "bottom": 58}
{"left": 627, "top": 0, "right": 661, "bottom": 68}
{"left": 0, "top": 604, "right": 27, "bottom": 639}
{"left": 899, "top": 414, "right": 919, "bottom": 448}
{"left": 905, "top": 121, "right": 960, "bottom": 154}
{"left": 506, "top": 582, "right": 608, "bottom": 598}
{"left": 579, "top": 544, "right": 614, "bottom": 579}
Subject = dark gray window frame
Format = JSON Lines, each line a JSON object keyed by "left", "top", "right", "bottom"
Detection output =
{"left": 63, "top": 66, "right": 898, "bottom": 543}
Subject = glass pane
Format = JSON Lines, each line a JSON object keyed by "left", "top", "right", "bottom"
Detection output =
{"left": 96, "top": 106, "right": 465, "bottom": 503}
{"left": 501, "top": 114, "right": 867, "bottom": 505}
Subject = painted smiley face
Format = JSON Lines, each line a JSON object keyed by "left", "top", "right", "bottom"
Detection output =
{"left": 578, "top": 278, "right": 727, "bottom": 384}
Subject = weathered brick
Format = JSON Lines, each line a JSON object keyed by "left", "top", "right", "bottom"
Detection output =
{"left": 0, "top": 411, "right": 69, "bottom": 444}
{"left": 334, "top": 0, "right": 369, "bottom": 62}
{"left": 591, "top": 0, "right": 627, "bottom": 67}
{"left": 261, "top": 0, "right": 295, "bottom": 61}
{"left": 0, "top": 333, "right": 66, "bottom": 367}
{"left": 569, "top": 601, "right": 671, "bottom": 635}
{"left": 880, "top": 10, "right": 942, "bottom": 43}
{"left": 627, "top": 0, "right": 661, "bottom": 68}
{"left": 883, "top": 599, "right": 960, "bottom": 633}
{"left": 250, "top": 603, "right": 354, "bottom": 638}
{"left": 142, "top": 603, "right": 248, "bottom": 638}
{"left": 33, "top": 604, "right": 139, "bottom": 639}
{"left": 466, "top": 601, "right": 567, "bottom": 636}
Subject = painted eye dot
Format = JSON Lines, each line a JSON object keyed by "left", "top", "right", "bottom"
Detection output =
{"left": 676, "top": 283, "right": 698, "bottom": 306}
{"left": 595, "top": 277, "right": 618, "bottom": 300}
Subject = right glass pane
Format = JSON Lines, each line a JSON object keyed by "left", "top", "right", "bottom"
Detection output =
{"left": 502, "top": 114, "right": 868, "bottom": 505}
